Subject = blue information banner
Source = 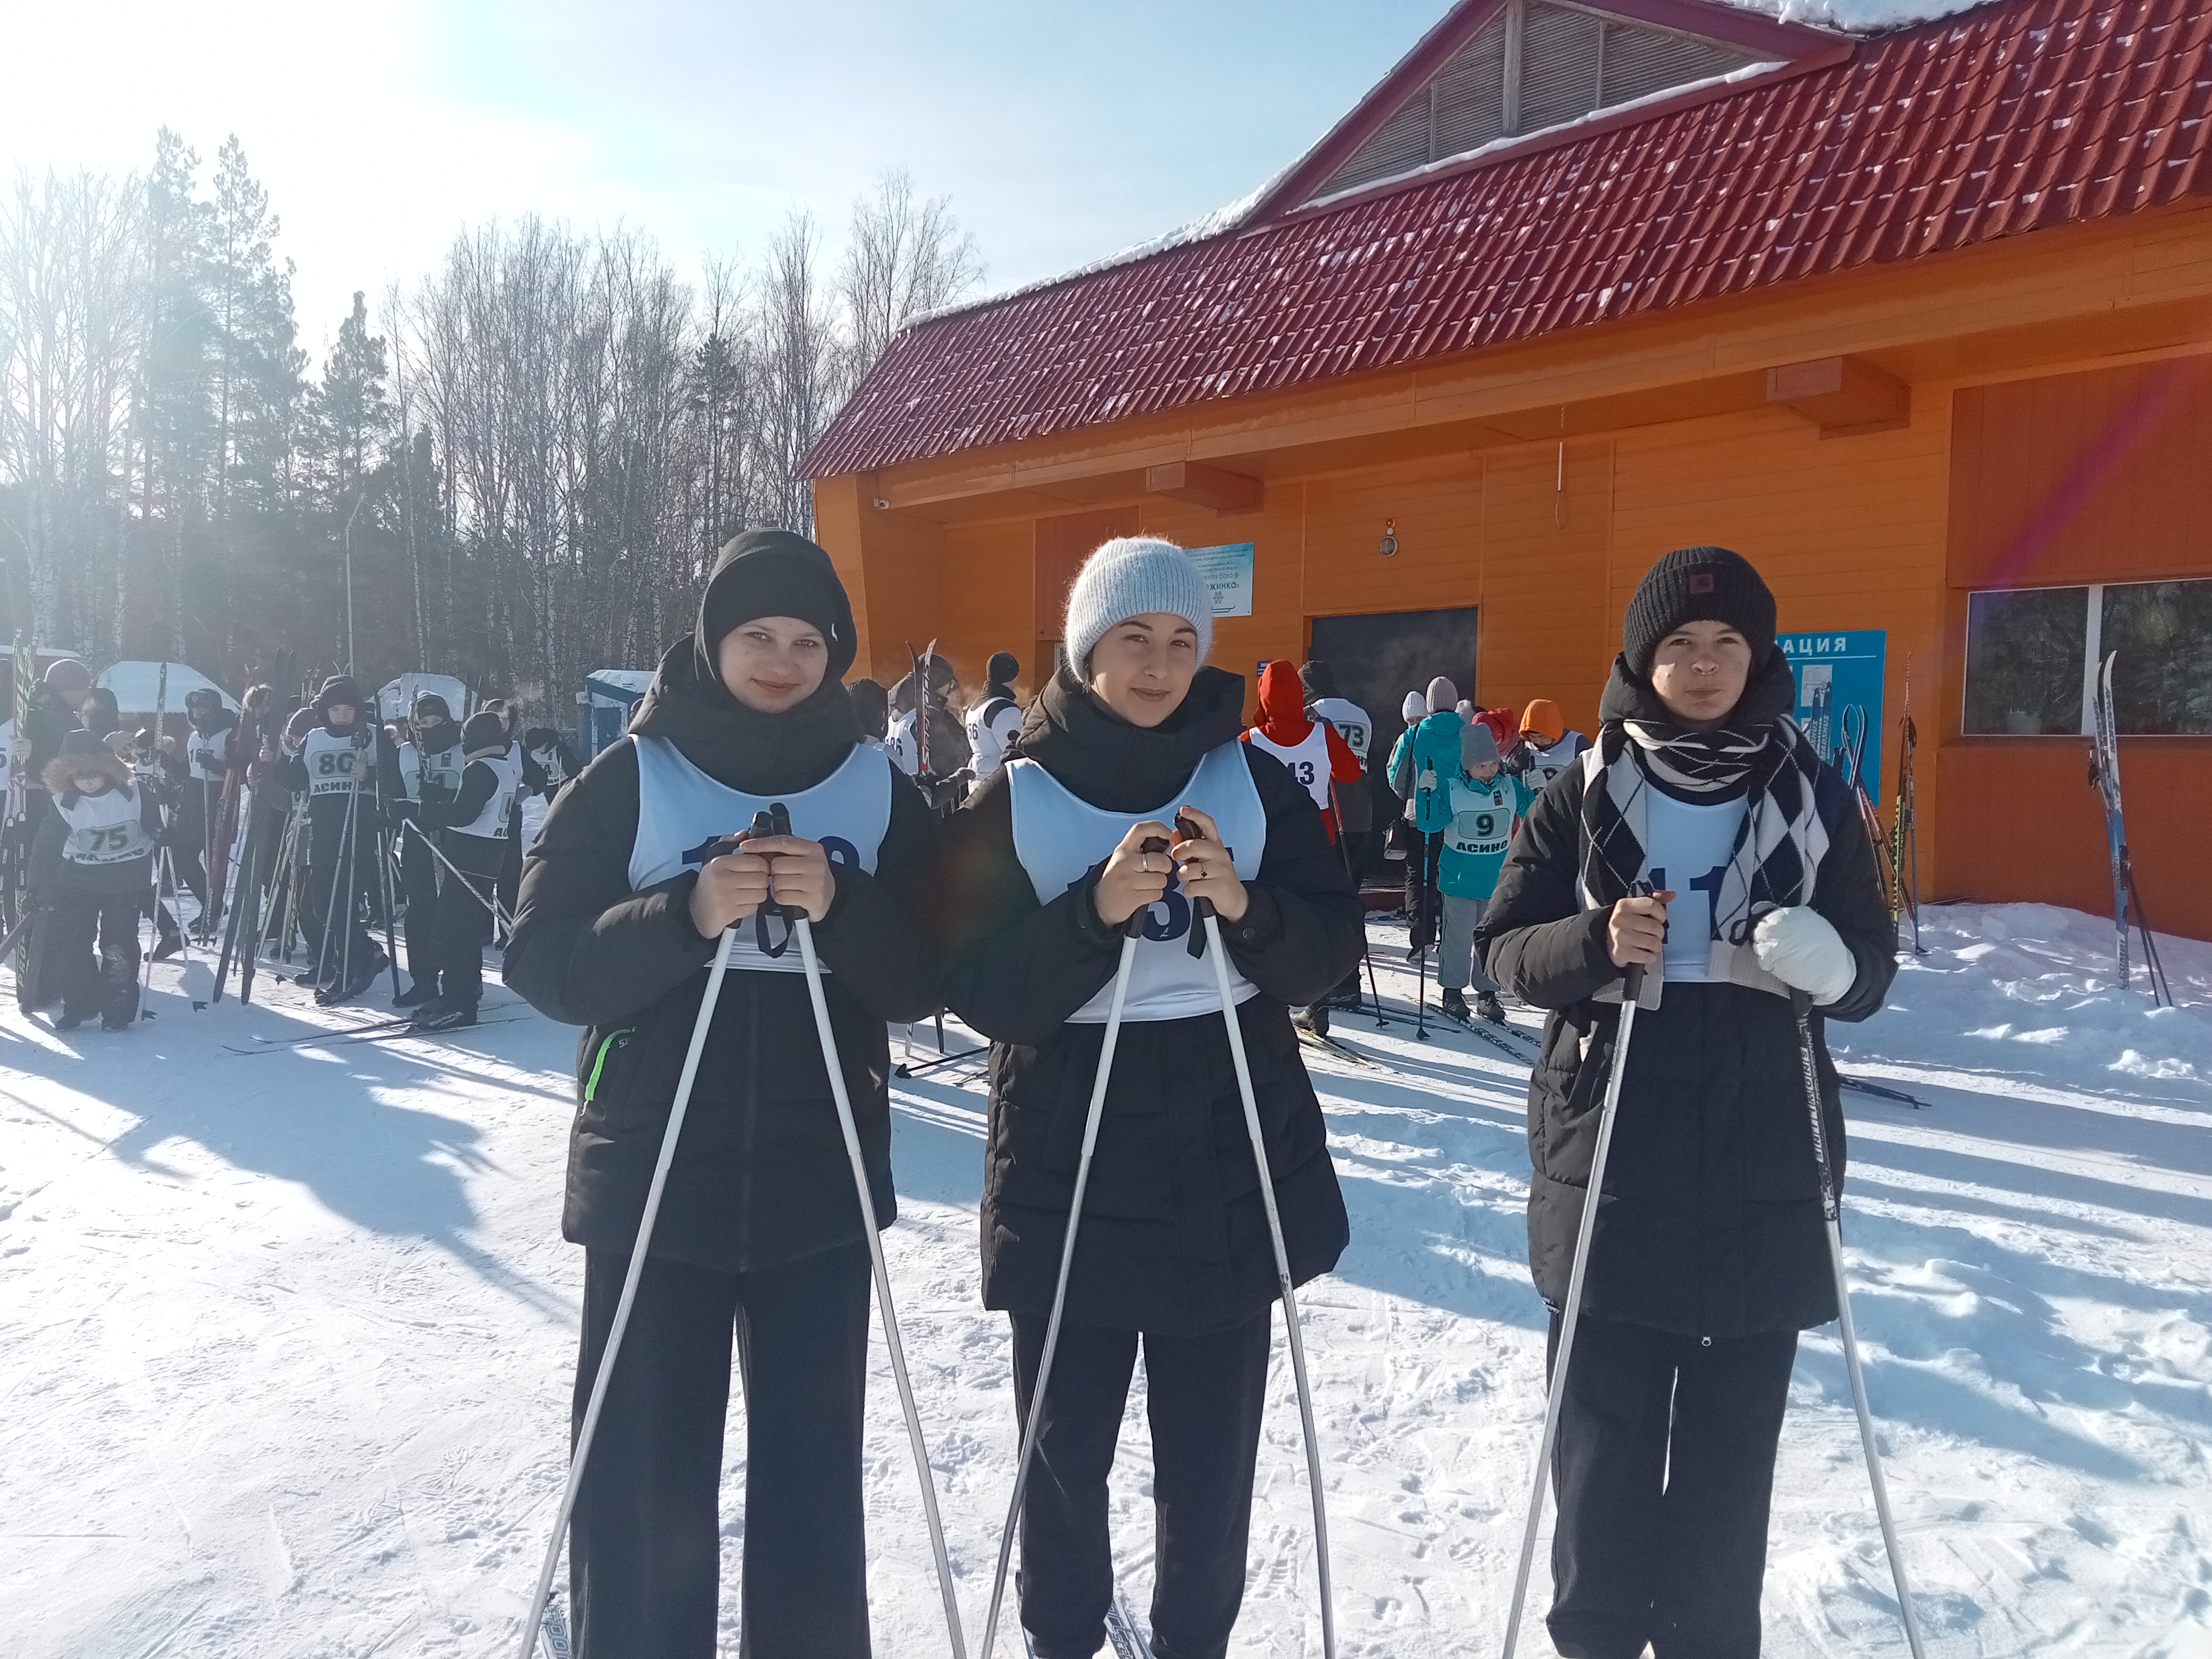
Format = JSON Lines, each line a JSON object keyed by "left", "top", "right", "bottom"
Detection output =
{"left": 1779, "top": 629, "right": 1886, "bottom": 793}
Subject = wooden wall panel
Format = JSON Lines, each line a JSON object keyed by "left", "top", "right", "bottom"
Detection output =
{"left": 1950, "top": 354, "right": 2212, "bottom": 591}
{"left": 1936, "top": 739, "right": 2212, "bottom": 942}
{"left": 1478, "top": 441, "right": 1613, "bottom": 738}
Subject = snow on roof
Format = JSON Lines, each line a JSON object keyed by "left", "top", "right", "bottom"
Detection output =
{"left": 95, "top": 661, "right": 237, "bottom": 716}
{"left": 585, "top": 669, "right": 655, "bottom": 698}
{"left": 1737, "top": 0, "right": 1994, "bottom": 26}
{"left": 377, "top": 673, "right": 472, "bottom": 719}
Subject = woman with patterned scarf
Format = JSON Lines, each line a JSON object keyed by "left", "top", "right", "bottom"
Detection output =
{"left": 1475, "top": 546, "right": 1897, "bottom": 1659}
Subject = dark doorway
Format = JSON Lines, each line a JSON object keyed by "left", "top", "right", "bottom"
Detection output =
{"left": 1308, "top": 606, "right": 1479, "bottom": 878}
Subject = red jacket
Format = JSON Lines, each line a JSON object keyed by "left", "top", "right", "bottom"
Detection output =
{"left": 1243, "top": 660, "right": 1362, "bottom": 841}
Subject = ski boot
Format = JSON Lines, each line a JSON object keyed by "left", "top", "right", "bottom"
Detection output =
{"left": 1439, "top": 988, "right": 1472, "bottom": 1025}
{"left": 55, "top": 1006, "right": 91, "bottom": 1033}
{"left": 103, "top": 965, "right": 139, "bottom": 1030}
{"left": 408, "top": 997, "right": 477, "bottom": 1034}
{"left": 392, "top": 975, "right": 440, "bottom": 1009}
{"left": 315, "top": 946, "right": 390, "bottom": 1007}
{"left": 1474, "top": 990, "right": 1507, "bottom": 1025}
{"left": 1295, "top": 1001, "right": 1332, "bottom": 1038}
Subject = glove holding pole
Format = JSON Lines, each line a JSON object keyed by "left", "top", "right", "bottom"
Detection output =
{"left": 1172, "top": 808, "right": 1338, "bottom": 1659}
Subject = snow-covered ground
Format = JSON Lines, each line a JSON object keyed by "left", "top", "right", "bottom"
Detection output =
{"left": 1, "top": 902, "right": 2206, "bottom": 1657}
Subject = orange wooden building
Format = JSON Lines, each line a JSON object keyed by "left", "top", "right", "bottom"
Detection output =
{"left": 808, "top": 0, "right": 2212, "bottom": 941}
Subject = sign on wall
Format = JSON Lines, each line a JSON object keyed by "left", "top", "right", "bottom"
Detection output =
{"left": 1186, "top": 542, "right": 1255, "bottom": 618}
{"left": 1780, "top": 629, "right": 1886, "bottom": 793}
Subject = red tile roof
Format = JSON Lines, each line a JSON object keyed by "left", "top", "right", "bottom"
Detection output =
{"left": 806, "top": 0, "right": 2212, "bottom": 480}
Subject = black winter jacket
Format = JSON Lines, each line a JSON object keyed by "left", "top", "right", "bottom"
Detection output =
{"left": 937, "top": 663, "right": 1360, "bottom": 1334}
{"left": 1474, "top": 657, "right": 1897, "bottom": 1339}
{"left": 504, "top": 532, "right": 940, "bottom": 1274}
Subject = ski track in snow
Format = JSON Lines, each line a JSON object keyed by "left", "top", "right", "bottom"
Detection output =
{"left": 0, "top": 902, "right": 2207, "bottom": 1656}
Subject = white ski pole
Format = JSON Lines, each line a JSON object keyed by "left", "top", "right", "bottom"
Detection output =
{"left": 1791, "top": 992, "right": 1928, "bottom": 1659}
{"left": 979, "top": 907, "right": 1146, "bottom": 1658}
{"left": 516, "top": 921, "right": 740, "bottom": 1659}
{"left": 1179, "top": 815, "right": 1336, "bottom": 1659}
{"left": 774, "top": 803, "right": 967, "bottom": 1658}
{"left": 1501, "top": 895, "right": 1652, "bottom": 1659}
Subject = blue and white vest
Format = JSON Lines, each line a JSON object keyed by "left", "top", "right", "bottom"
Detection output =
{"left": 58, "top": 785, "right": 153, "bottom": 867}
{"left": 629, "top": 735, "right": 893, "bottom": 976}
{"left": 186, "top": 724, "right": 230, "bottom": 784}
{"left": 1007, "top": 741, "right": 1267, "bottom": 1023}
{"left": 300, "top": 727, "right": 365, "bottom": 799}
{"left": 453, "top": 749, "right": 524, "bottom": 840}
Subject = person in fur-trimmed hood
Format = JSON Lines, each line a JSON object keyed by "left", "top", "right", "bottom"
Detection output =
{"left": 1473, "top": 545, "right": 1896, "bottom": 1659}
{"left": 29, "top": 731, "right": 164, "bottom": 1029}
{"left": 504, "top": 529, "right": 940, "bottom": 1659}
{"left": 933, "top": 536, "right": 1359, "bottom": 1659}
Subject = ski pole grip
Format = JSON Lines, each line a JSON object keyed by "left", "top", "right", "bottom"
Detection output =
{"left": 1172, "top": 814, "right": 1215, "bottom": 924}
{"left": 1619, "top": 877, "right": 1658, "bottom": 1002}
{"left": 1130, "top": 834, "right": 1170, "bottom": 939}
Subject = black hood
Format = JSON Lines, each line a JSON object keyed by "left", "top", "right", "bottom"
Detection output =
{"left": 1013, "top": 659, "right": 1246, "bottom": 812}
{"left": 693, "top": 530, "right": 857, "bottom": 686}
{"left": 625, "top": 529, "right": 864, "bottom": 793}
{"left": 189, "top": 706, "right": 238, "bottom": 736}
{"left": 1596, "top": 647, "right": 1797, "bottom": 733}
{"left": 632, "top": 639, "right": 862, "bottom": 797}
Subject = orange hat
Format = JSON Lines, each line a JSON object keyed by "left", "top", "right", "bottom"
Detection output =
{"left": 1520, "top": 698, "right": 1564, "bottom": 743}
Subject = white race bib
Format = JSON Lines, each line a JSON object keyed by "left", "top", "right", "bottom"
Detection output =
{"left": 630, "top": 736, "right": 893, "bottom": 976}
{"left": 1007, "top": 741, "right": 1267, "bottom": 1023}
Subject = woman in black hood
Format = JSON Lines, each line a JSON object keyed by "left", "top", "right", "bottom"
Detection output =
{"left": 933, "top": 535, "right": 1360, "bottom": 1659}
{"left": 505, "top": 530, "right": 940, "bottom": 1659}
{"left": 1474, "top": 547, "right": 1896, "bottom": 1659}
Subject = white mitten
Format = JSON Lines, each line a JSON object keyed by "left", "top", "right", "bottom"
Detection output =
{"left": 1751, "top": 906, "right": 1857, "bottom": 1005}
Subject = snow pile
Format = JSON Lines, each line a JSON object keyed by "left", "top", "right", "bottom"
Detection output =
{"left": 0, "top": 901, "right": 2206, "bottom": 1655}
{"left": 1732, "top": 0, "right": 1996, "bottom": 30}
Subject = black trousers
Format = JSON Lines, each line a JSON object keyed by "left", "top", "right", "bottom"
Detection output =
{"left": 426, "top": 834, "right": 498, "bottom": 1006}
{"left": 398, "top": 824, "right": 441, "bottom": 988}
{"left": 1010, "top": 1310, "right": 1271, "bottom": 1659}
{"left": 48, "top": 884, "right": 144, "bottom": 1021}
{"left": 1547, "top": 1311, "right": 1798, "bottom": 1659}
{"left": 571, "top": 1242, "right": 873, "bottom": 1659}
{"left": 301, "top": 845, "right": 382, "bottom": 984}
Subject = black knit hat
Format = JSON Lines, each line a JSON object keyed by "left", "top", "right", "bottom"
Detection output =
{"left": 986, "top": 651, "right": 1019, "bottom": 688}
{"left": 461, "top": 711, "right": 508, "bottom": 754}
{"left": 411, "top": 692, "right": 452, "bottom": 724}
{"left": 697, "top": 531, "right": 854, "bottom": 678}
{"left": 59, "top": 730, "right": 110, "bottom": 763}
{"left": 1622, "top": 546, "right": 1777, "bottom": 676}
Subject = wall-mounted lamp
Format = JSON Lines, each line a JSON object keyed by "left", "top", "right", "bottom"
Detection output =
{"left": 872, "top": 497, "right": 891, "bottom": 510}
{"left": 1379, "top": 517, "right": 1398, "bottom": 557}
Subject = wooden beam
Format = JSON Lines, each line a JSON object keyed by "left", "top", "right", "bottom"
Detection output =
{"left": 1144, "top": 459, "right": 1264, "bottom": 514}
{"left": 1766, "top": 354, "right": 1911, "bottom": 437}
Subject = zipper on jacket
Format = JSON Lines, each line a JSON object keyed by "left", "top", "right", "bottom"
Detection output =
{"left": 584, "top": 1028, "right": 634, "bottom": 1104}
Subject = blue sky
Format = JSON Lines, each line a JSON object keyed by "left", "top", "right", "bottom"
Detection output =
{"left": 3, "top": 0, "right": 1441, "bottom": 346}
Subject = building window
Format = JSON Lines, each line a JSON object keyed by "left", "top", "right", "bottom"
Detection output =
{"left": 1964, "top": 580, "right": 2212, "bottom": 736}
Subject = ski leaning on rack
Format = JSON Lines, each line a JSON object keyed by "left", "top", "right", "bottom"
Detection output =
{"left": 2090, "top": 652, "right": 2174, "bottom": 1007}
{"left": 1890, "top": 659, "right": 1925, "bottom": 956}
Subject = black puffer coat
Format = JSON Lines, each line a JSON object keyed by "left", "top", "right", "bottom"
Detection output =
{"left": 1474, "top": 656, "right": 1897, "bottom": 1339}
{"left": 504, "top": 531, "right": 940, "bottom": 1273}
{"left": 936, "top": 661, "right": 1361, "bottom": 1334}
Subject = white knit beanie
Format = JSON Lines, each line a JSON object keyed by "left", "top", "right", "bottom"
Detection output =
{"left": 1401, "top": 691, "right": 1427, "bottom": 722}
{"left": 1063, "top": 537, "right": 1214, "bottom": 673}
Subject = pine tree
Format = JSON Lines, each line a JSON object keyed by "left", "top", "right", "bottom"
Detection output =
{"left": 305, "top": 290, "right": 394, "bottom": 513}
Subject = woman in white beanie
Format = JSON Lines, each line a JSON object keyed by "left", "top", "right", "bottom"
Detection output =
{"left": 935, "top": 536, "right": 1360, "bottom": 1659}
